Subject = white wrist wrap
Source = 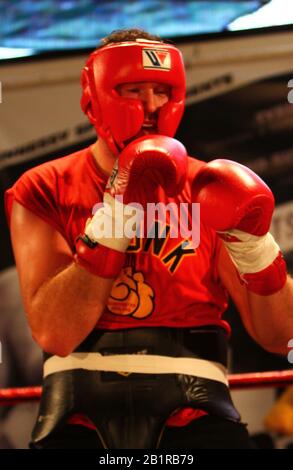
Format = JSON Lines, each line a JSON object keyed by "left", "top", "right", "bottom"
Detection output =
{"left": 85, "top": 193, "right": 142, "bottom": 253}
{"left": 219, "top": 230, "right": 280, "bottom": 274}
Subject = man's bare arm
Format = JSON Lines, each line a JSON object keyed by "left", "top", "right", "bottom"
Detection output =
{"left": 218, "top": 243, "right": 293, "bottom": 355}
{"left": 11, "top": 201, "right": 114, "bottom": 356}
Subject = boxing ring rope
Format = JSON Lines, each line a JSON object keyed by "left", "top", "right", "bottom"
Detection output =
{"left": 0, "top": 370, "right": 292, "bottom": 406}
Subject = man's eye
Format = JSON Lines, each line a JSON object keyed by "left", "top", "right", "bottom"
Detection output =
{"left": 155, "top": 89, "right": 169, "bottom": 96}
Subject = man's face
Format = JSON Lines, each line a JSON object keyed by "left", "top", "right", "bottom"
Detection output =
{"left": 117, "top": 81, "right": 170, "bottom": 137}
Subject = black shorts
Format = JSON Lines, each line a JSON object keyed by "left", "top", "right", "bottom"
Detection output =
{"left": 31, "top": 415, "right": 253, "bottom": 450}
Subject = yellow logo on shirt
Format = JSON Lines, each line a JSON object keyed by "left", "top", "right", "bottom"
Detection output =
{"left": 107, "top": 267, "right": 154, "bottom": 318}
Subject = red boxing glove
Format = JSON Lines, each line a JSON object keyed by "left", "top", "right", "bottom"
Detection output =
{"left": 106, "top": 134, "right": 187, "bottom": 206}
{"left": 75, "top": 136, "right": 187, "bottom": 278}
{"left": 192, "top": 159, "right": 287, "bottom": 295}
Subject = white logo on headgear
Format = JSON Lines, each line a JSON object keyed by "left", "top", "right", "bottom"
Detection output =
{"left": 142, "top": 49, "right": 171, "bottom": 70}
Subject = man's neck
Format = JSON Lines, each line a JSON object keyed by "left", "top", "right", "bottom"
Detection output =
{"left": 91, "top": 138, "right": 116, "bottom": 176}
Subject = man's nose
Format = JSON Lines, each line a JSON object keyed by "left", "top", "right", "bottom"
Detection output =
{"left": 141, "top": 90, "right": 157, "bottom": 114}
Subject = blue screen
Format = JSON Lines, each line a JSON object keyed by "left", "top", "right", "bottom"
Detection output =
{"left": 0, "top": 0, "right": 291, "bottom": 60}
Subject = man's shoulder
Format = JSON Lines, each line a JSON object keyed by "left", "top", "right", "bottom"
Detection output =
{"left": 23, "top": 146, "right": 90, "bottom": 182}
{"left": 5, "top": 146, "right": 93, "bottom": 231}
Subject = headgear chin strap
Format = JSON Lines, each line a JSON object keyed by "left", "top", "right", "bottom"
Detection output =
{"left": 81, "top": 39, "right": 186, "bottom": 155}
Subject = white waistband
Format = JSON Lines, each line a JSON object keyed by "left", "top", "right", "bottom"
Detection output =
{"left": 44, "top": 353, "right": 228, "bottom": 386}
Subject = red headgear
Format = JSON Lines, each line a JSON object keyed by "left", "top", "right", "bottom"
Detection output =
{"left": 81, "top": 39, "right": 186, "bottom": 154}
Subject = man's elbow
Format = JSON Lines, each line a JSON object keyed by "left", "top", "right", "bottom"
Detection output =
{"left": 34, "top": 332, "right": 75, "bottom": 357}
{"left": 253, "top": 334, "right": 290, "bottom": 357}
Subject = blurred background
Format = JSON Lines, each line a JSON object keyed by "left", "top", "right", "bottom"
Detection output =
{"left": 0, "top": 0, "right": 292, "bottom": 448}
